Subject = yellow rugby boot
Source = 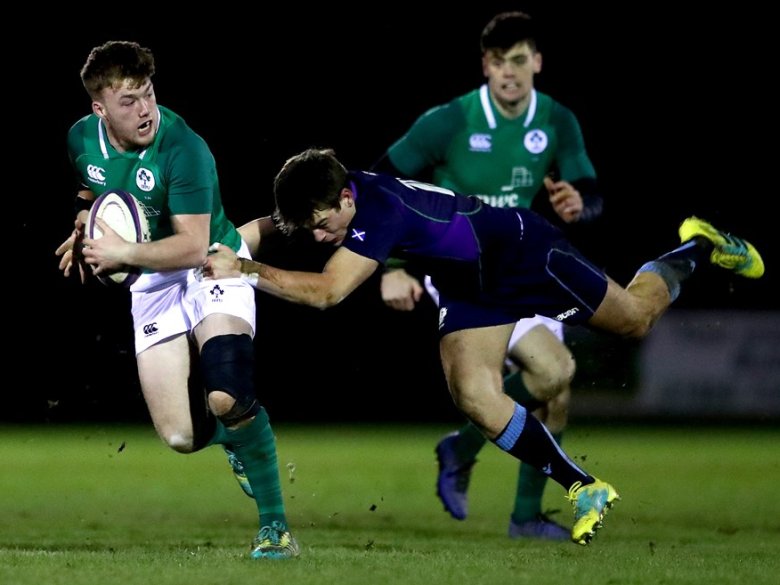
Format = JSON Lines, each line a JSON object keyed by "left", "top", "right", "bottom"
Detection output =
{"left": 679, "top": 216, "right": 764, "bottom": 278}
{"left": 567, "top": 478, "right": 620, "bottom": 545}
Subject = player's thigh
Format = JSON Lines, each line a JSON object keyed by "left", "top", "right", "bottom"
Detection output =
{"left": 508, "top": 315, "right": 563, "bottom": 348}
{"left": 136, "top": 333, "right": 192, "bottom": 425}
{"left": 192, "top": 312, "right": 253, "bottom": 349}
{"left": 440, "top": 324, "right": 513, "bottom": 395}
{"left": 440, "top": 324, "right": 517, "bottom": 435}
{"left": 508, "top": 324, "right": 574, "bottom": 381}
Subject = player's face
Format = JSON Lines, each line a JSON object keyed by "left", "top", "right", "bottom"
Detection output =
{"left": 307, "top": 192, "right": 356, "bottom": 246}
{"left": 482, "top": 42, "right": 541, "bottom": 116}
{"left": 93, "top": 79, "right": 159, "bottom": 153}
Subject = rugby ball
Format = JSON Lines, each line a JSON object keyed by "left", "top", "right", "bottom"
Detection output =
{"left": 85, "top": 189, "right": 151, "bottom": 287}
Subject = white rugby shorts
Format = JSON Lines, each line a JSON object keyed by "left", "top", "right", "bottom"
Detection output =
{"left": 130, "top": 241, "right": 256, "bottom": 354}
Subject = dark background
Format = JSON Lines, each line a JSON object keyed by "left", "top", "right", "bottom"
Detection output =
{"left": 13, "top": 4, "right": 777, "bottom": 424}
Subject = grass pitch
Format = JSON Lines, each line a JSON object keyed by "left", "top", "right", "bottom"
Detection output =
{"left": 1, "top": 422, "right": 778, "bottom": 585}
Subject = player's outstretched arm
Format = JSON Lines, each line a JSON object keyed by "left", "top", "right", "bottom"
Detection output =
{"left": 204, "top": 244, "right": 378, "bottom": 310}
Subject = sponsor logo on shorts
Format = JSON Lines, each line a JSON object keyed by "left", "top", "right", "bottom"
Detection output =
{"left": 555, "top": 307, "right": 579, "bottom": 321}
{"left": 143, "top": 322, "right": 159, "bottom": 336}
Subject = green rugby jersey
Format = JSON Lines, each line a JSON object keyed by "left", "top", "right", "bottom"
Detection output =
{"left": 388, "top": 86, "right": 596, "bottom": 209}
{"left": 67, "top": 105, "right": 241, "bottom": 253}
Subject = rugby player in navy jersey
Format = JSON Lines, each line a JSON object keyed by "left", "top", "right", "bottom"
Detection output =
{"left": 203, "top": 148, "right": 764, "bottom": 546}
{"left": 371, "top": 10, "right": 602, "bottom": 538}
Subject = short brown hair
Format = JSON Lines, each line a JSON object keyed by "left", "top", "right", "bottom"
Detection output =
{"left": 80, "top": 40, "right": 155, "bottom": 98}
{"left": 273, "top": 148, "right": 348, "bottom": 232}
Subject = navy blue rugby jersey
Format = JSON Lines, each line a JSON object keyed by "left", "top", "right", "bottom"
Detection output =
{"left": 341, "top": 171, "right": 608, "bottom": 325}
{"left": 343, "top": 171, "right": 570, "bottom": 302}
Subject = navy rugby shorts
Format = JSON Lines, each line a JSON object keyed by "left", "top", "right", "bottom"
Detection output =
{"left": 435, "top": 209, "right": 608, "bottom": 338}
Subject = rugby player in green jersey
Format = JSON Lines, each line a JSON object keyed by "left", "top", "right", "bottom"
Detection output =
{"left": 55, "top": 41, "right": 298, "bottom": 559}
{"left": 372, "top": 11, "right": 603, "bottom": 540}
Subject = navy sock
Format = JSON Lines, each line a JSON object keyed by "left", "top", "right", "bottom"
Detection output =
{"left": 494, "top": 403, "right": 590, "bottom": 490}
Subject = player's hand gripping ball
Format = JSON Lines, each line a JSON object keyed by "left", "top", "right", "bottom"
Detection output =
{"left": 85, "top": 189, "right": 151, "bottom": 287}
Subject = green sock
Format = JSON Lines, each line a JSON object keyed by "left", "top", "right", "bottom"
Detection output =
{"left": 452, "top": 420, "right": 488, "bottom": 462}
{"left": 222, "top": 408, "right": 288, "bottom": 529}
{"left": 208, "top": 418, "right": 230, "bottom": 447}
{"left": 511, "top": 432, "right": 562, "bottom": 523}
{"left": 504, "top": 370, "right": 545, "bottom": 411}
{"left": 453, "top": 371, "right": 542, "bottom": 462}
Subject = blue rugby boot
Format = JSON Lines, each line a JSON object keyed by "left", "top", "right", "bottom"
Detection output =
{"left": 509, "top": 513, "right": 570, "bottom": 540}
{"left": 435, "top": 432, "right": 476, "bottom": 520}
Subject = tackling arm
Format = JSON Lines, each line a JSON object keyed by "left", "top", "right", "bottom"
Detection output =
{"left": 205, "top": 245, "right": 378, "bottom": 309}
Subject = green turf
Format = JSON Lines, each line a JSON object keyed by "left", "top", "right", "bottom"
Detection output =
{"left": 1, "top": 423, "right": 778, "bottom": 585}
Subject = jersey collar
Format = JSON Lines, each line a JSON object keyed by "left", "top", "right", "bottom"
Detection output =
{"left": 479, "top": 84, "right": 537, "bottom": 129}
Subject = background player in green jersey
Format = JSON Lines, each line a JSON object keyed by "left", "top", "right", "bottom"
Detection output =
{"left": 55, "top": 41, "right": 297, "bottom": 560}
{"left": 372, "top": 11, "right": 603, "bottom": 540}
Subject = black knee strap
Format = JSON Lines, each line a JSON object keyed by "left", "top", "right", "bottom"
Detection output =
{"left": 200, "top": 334, "right": 260, "bottom": 426}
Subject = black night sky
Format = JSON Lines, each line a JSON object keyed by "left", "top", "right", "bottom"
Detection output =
{"left": 13, "top": 4, "right": 777, "bottom": 423}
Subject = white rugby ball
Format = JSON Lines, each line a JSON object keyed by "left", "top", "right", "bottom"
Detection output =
{"left": 85, "top": 189, "right": 151, "bottom": 287}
